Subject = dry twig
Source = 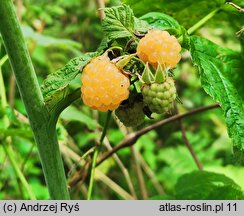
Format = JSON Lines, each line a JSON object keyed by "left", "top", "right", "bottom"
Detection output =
{"left": 95, "top": 0, "right": 105, "bottom": 20}
{"left": 97, "top": 103, "right": 220, "bottom": 166}
{"left": 103, "top": 137, "right": 137, "bottom": 199}
{"left": 227, "top": 2, "right": 244, "bottom": 12}
{"left": 137, "top": 152, "right": 165, "bottom": 195}
{"left": 179, "top": 119, "right": 203, "bottom": 170}
{"left": 131, "top": 146, "right": 148, "bottom": 199}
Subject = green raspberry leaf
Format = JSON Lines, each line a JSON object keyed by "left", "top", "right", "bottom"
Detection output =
{"left": 140, "top": 12, "right": 182, "bottom": 37}
{"left": 190, "top": 36, "right": 244, "bottom": 164}
{"left": 102, "top": 4, "right": 150, "bottom": 42}
{"left": 134, "top": 17, "right": 150, "bottom": 33}
{"left": 175, "top": 171, "right": 244, "bottom": 200}
{"left": 41, "top": 52, "right": 98, "bottom": 111}
{"left": 22, "top": 26, "right": 82, "bottom": 50}
{"left": 123, "top": 0, "right": 225, "bottom": 28}
{"left": 60, "top": 106, "right": 98, "bottom": 130}
{"left": 102, "top": 4, "right": 135, "bottom": 41}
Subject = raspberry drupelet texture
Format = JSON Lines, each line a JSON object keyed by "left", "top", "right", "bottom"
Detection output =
{"left": 81, "top": 55, "right": 130, "bottom": 112}
{"left": 142, "top": 77, "right": 177, "bottom": 114}
{"left": 137, "top": 29, "right": 181, "bottom": 69}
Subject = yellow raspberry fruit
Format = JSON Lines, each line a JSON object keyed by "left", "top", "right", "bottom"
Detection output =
{"left": 137, "top": 29, "right": 181, "bottom": 69}
{"left": 81, "top": 55, "right": 130, "bottom": 112}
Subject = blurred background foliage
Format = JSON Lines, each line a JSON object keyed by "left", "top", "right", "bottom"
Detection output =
{"left": 0, "top": 0, "right": 243, "bottom": 199}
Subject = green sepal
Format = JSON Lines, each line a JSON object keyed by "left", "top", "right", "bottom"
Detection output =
{"left": 141, "top": 62, "right": 154, "bottom": 84}
{"left": 116, "top": 53, "right": 137, "bottom": 70}
{"left": 155, "top": 64, "right": 166, "bottom": 83}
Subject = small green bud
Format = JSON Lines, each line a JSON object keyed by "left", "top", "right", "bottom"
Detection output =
{"left": 141, "top": 62, "right": 154, "bottom": 84}
{"left": 116, "top": 54, "right": 136, "bottom": 70}
{"left": 155, "top": 64, "right": 167, "bottom": 83}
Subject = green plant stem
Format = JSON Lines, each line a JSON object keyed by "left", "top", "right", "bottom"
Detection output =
{"left": 87, "top": 147, "right": 99, "bottom": 200}
{"left": 187, "top": 9, "right": 220, "bottom": 35}
{"left": 87, "top": 111, "right": 112, "bottom": 200}
{"left": 0, "top": 55, "right": 8, "bottom": 67}
{"left": 0, "top": 0, "right": 69, "bottom": 199}
{"left": 0, "top": 59, "right": 36, "bottom": 199}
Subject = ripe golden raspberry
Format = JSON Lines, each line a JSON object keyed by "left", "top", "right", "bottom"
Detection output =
{"left": 137, "top": 29, "right": 181, "bottom": 69}
{"left": 81, "top": 55, "right": 130, "bottom": 112}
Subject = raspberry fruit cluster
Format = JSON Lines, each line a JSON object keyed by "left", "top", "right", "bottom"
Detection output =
{"left": 80, "top": 28, "right": 181, "bottom": 125}
{"left": 137, "top": 29, "right": 180, "bottom": 115}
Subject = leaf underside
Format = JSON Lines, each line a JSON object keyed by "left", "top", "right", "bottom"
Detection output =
{"left": 190, "top": 36, "right": 244, "bottom": 163}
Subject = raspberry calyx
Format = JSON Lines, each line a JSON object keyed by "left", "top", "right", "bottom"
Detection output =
{"left": 141, "top": 64, "right": 177, "bottom": 114}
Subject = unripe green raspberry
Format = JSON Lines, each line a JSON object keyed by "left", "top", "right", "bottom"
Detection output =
{"left": 142, "top": 77, "right": 176, "bottom": 114}
{"left": 115, "top": 100, "right": 145, "bottom": 127}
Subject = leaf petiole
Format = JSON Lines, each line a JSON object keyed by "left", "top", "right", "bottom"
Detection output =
{"left": 187, "top": 8, "right": 220, "bottom": 35}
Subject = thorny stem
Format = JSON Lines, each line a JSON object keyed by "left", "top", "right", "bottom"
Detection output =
{"left": 87, "top": 111, "right": 112, "bottom": 200}
{"left": 0, "top": 0, "right": 69, "bottom": 199}
{"left": 97, "top": 103, "right": 220, "bottom": 166}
